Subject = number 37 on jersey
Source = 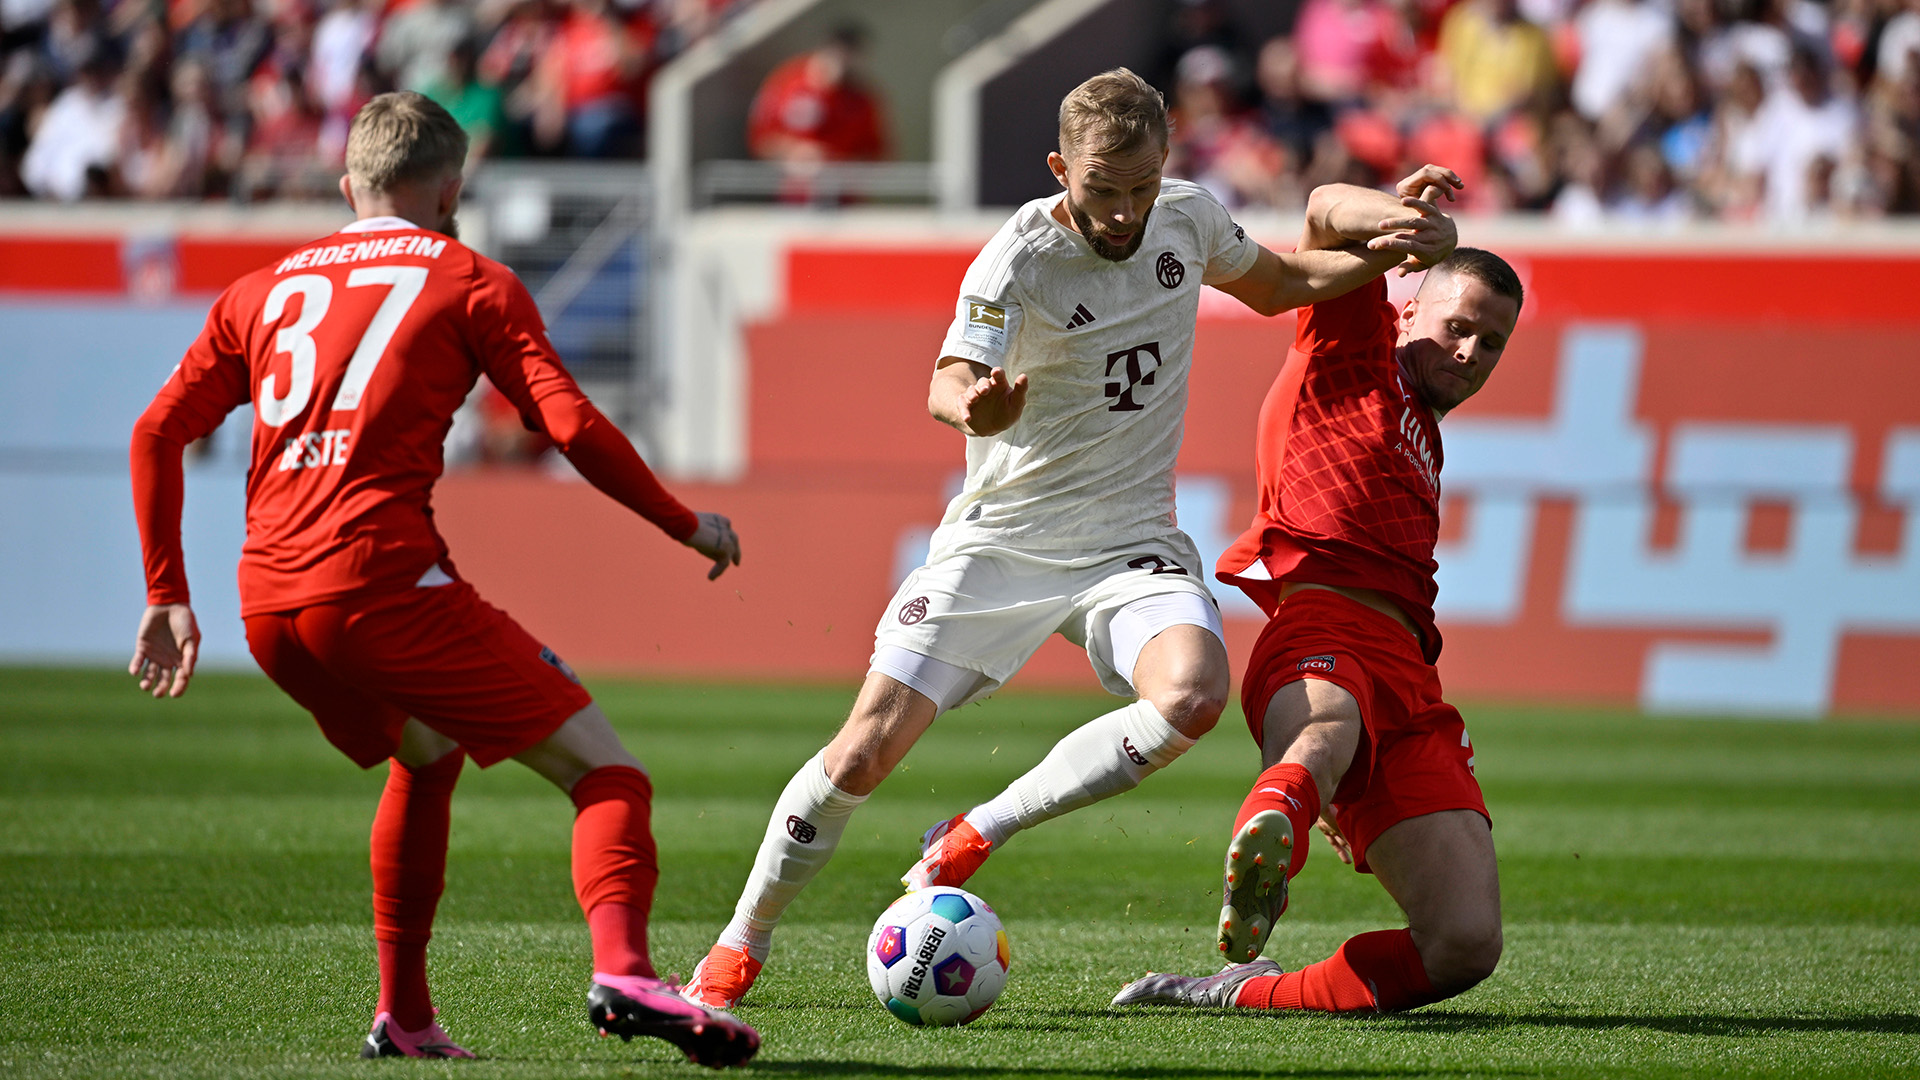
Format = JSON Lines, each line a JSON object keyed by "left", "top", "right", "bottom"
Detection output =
{"left": 252, "top": 263, "right": 429, "bottom": 472}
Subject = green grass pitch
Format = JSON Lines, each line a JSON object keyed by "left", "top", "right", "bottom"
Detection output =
{"left": 2, "top": 667, "right": 1917, "bottom": 1079}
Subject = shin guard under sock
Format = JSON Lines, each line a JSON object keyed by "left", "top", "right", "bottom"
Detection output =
{"left": 719, "top": 750, "right": 868, "bottom": 961}
{"left": 964, "top": 700, "right": 1195, "bottom": 848}
{"left": 371, "top": 750, "right": 465, "bottom": 1030}
{"left": 1233, "top": 928, "right": 1439, "bottom": 1013}
{"left": 571, "top": 766, "right": 659, "bottom": 978}
{"left": 1234, "top": 761, "right": 1320, "bottom": 879}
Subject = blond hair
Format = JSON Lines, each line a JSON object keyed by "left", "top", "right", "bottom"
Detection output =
{"left": 345, "top": 92, "right": 468, "bottom": 192}
{"left": 1057, "top": 68, "right": 1169, "bottom": 159}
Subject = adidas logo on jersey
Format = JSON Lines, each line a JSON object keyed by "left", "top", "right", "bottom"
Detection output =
{"left": 1066, "top": 303, "right": 1097, "bottom": 328}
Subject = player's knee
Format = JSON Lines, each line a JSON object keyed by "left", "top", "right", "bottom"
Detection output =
{"left": 1149, "top": 680, "right": 1227, "bottom": 738}
{"left": 1426, "top": 921, "right": 1502, "bottom": 992}
{"left": 823, "top": 745, "right": 890, "bottom": 795}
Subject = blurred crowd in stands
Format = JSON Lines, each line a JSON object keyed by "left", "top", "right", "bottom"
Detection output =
{"left": 1159, "top": 0, "right": 1920, "bottom": 221}
{"left": 4, "top": 0, "right": 1918, "bottom": 222}
{"left": 0, "top": 0, "right": 755, "bottom": 200}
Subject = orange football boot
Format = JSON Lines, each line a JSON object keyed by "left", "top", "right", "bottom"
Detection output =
{"left": 901, "top": 813, "right": 994, "bottom": 891}
{"left": 682, "top": 944, "right": 763, "bottom": 1009}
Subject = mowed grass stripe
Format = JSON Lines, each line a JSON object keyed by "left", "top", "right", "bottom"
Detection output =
{"left": 2, "top": 923, "right": 1914, "bottom": 1079}
{"left": 2, "top": 668, "right": 1917, "bottom": 1078}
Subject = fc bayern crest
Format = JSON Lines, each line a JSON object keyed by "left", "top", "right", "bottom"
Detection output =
{"left": 899, "top": 596, "right": 930, "bottom": 625}
{"left": 1155, "top": 251, "right": 1184, "bottom": 289}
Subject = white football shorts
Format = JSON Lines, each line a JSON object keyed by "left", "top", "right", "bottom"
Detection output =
{"left": 870, "top": 533, "right": 1224, "bottom": 710}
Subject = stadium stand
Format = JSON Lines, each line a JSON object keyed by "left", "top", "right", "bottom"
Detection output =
{"left": 0, "top": 0, "right": 762, "bottom": 199}
{"left": 4, "top": 0, "right": 1915, "bottom": 219}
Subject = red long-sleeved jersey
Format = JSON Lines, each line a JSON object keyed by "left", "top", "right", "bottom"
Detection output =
{"left": 1215, "top": 275, "right": 1447, "bottom": 662}
{"left": 131, "top": 216, "right": 697, "bottom": 616}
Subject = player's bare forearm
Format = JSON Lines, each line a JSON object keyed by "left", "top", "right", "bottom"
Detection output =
{"left": 1299, "top": 183, "right": 1414, "bottom": 251}
{"left": 929, "top": 358, "right": 1028, "bottom": 438}
{"left": 1214, "top": 242, "right": 1403, "bottom": 316}
{"left": 1270, "top": 244, "right": 1411, "bottom": 311}
{"left": 1302, "top": 165, "right": 1462, "bottom": 276}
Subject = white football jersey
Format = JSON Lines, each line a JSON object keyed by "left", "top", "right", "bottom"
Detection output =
{"left": 931, "top": 178, "right": 1258, "bottom": 557}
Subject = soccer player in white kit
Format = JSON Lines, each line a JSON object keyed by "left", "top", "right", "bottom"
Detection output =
{"left": 684, "top": 68, "right": 1460, "bottom": 1008}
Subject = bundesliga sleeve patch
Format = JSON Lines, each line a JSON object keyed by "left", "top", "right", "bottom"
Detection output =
{"left": 962, "top": 302, "right": 1008, "bottom": 352}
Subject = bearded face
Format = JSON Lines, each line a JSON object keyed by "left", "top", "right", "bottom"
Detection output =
{"left": 1048, "top": 139, "right": 1167, "bottom": 264}
{"left": 1064, "top": 190, "right": 1151, "bottom": 262}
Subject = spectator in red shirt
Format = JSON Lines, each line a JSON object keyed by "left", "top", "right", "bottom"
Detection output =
{"left": 746, "top": 21, "right": 885, "bottom": 194}
{"left": 526, "top": 0, "right": 645, "bottom": 156}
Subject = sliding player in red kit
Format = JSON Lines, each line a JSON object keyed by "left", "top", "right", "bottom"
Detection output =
{"left": 126, "top": 93, "right": 757, "bottom": 1067}
{"left": 1114, "top": 166, "right": 1526, "bottom": 1016}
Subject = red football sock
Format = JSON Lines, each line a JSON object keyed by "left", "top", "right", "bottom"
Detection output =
{"left": 1233, "top": 928, "right": 1439, "bottom": 1013}
{"left": 1234, "top": 762, "right": 1320, "bottom": 879}
{"left": 570, "top": 766, "right": 659, "bottom": 978}
{"left": 370, "top": 750, "right": 465, "bottom": 1031}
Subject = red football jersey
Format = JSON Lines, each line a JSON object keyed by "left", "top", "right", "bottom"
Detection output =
{"left": 132, "top": 216, "right": 696, "bottom": 617}
{"left": 746, "top": 55, "right": 887, "bottom": 161}
{"left": 1216, "top": 275, "right": 1446, "bottom": 661}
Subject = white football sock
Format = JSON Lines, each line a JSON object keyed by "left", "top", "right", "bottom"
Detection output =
{"left": 717, "top": 749, "right": 867, "bottom": 962}
{"left": 963, "top": 699, "right": 1195, "bottom": 848}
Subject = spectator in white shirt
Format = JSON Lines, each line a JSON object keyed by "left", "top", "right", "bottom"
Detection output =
{"left": 20, "top": 44, "right": 120, "bottom": 199}
{"left": 1749, "top": 46, "right": 1860, "bottom": 220}
{"left": 1572, "top": 0, "right": 1674, "bottom": 120}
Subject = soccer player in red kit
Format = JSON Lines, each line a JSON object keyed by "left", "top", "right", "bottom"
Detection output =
{"left": 126, "top": 93, "right": 758, "bottom": 1067}
{"left": 1114, "top": 166, "right": 1525, "bottom": 1015}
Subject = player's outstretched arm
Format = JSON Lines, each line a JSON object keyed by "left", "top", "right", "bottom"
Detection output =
{"left": 929, "top": 357, "right": 1029, "bottom": 438}
{"left": 130, "top": 603, "right": 200, "bottom": 699}
{"left": 548, "top": 412, "right": 744, "bottom": 579}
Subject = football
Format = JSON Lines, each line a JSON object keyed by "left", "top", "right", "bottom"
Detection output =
{"left": 865, "top": 886, "right": 1011, "bottom": 1026}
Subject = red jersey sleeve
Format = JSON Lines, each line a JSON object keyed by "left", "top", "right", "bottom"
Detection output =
{"left": 129, "top": 287, "right": 255, "bottom": 605}
{"left": 465, "top": 260, "right": 699, "bottom": 542}
{"left": 1293, "top": 274, "right": 1397, "bottom": 356}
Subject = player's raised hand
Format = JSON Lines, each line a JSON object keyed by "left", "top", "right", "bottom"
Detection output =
{"left": 1368, "top": 167, "right": 1461, "bottom": 277}
{"left": 956, "top": 367, "right": 1030, "bottom": 438}
{"left": 1395, "top": 163, "right": 1464, "bottom": 205}
{"left": 130, "top": 603, "right": 200, "bottom": 699}
{"left": 685, "top": 511, "right": 741, "bottom": 580}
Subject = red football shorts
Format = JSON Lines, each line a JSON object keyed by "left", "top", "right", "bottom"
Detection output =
{"left": 1240, "top": 588, "right": 1488, "bottom": 873}
{"left": 244, "top": 580, "right": 593, "bottom": 769}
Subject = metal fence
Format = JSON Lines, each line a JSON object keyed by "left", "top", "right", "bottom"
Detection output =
{"left": 693, "top": 160, "right": 936, "bottom": 208}
{"left": 465, "top": 162, "right": 656, "bottom": 438}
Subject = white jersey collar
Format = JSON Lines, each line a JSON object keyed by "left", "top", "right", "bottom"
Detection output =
{"left": 339, "top": 216, "right": 421, "bottom": 233}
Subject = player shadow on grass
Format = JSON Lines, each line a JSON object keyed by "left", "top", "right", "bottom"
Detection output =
{"left": 751, "top": 1065, "right": 1477, "bottom": 1078}
{"left": 1375, "top": 1011, "right": 1920, "bottom": 1036}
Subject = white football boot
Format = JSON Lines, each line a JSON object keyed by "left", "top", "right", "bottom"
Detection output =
{"left": 1111, "top": 959, "right": 1285, "bottom": 1008}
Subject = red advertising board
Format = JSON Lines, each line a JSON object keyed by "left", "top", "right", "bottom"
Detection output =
{"left": 14, "top": 229, "right": 1912, "bottom": 714}
{"left": 431, "top": 244, "right": 1920, "bottom": 717}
